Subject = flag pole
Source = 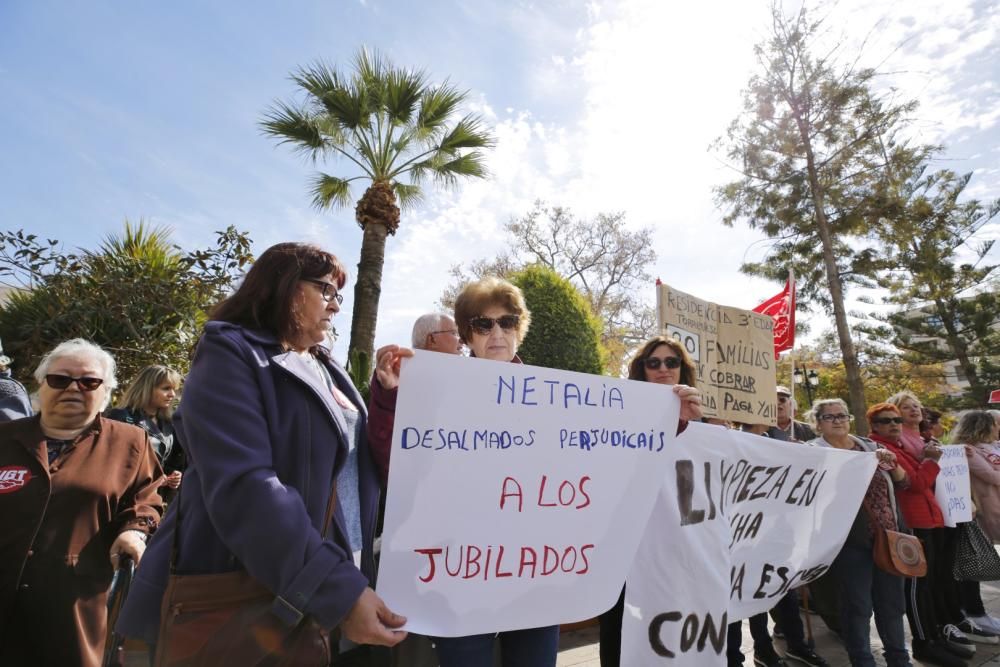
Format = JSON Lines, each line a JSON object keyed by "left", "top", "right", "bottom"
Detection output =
{"left": 788, "top": 268, "right": 796, "bottom": 424}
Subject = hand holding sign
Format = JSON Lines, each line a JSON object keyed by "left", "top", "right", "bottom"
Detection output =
{"left": 375, "top": 345, "right": 414, "bottom": 390}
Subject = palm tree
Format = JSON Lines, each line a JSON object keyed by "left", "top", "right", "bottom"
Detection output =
{"left": 261, "top": 48, "right": 495, "bottom": 365}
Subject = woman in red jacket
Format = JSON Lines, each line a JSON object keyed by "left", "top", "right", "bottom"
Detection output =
{"left": 867, "top": 402, "right": 970, "bottom": 667}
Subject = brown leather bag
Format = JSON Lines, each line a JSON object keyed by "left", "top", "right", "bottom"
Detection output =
{"left": 873, "top": 527, "right": 927, "bottom": 578}
{"left": 153, "top": 483, "right": 338, "bottom": 666}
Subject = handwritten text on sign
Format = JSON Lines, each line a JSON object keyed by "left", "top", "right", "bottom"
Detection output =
{"left": 376, "top": 351, "right": 681, "bottom": 636}
{"left": 657, "top": 283, "right": 777, "bottom": 425}
{"left": 935, "top": 445, "right": 973, "bottom": 528}
{"left": 622, "top": 425, "right": 874, "bottom": 665}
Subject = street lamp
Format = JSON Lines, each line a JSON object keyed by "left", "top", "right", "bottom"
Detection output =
{"left": 793, "top": 366, "right": 820, "bottom": 405}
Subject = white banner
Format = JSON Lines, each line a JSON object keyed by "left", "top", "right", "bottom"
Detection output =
{"left": 935, "top": 445, "right": 973, "bottom": 527}
{"left": 376, "top": 351, "right": 681, "bottom": 636}
{"left": 623, "top": 424, "right": 876, "bottom": 665}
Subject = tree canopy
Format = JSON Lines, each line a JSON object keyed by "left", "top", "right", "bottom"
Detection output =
{"left": 509, "top": 265, "right": 606, "bottom": 374}
{"left": 0, "top": 222, "right": 253, "bottom": 390}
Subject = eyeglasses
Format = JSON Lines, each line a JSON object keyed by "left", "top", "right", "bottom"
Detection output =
{"left": 431, "top": 329, "right": 459, "bottom": 337}
{"left": 469, "top": 315, "right": 519, "bottom": 335}
{"left": 644, "top": 356, "right": 682, "bottom": 370}
{"left": 45, "top": 374, "right": 104, "bottom": 391}
{"left": 819, "top": 413, "right": 853, "bottom": 423}
{"left": 871, "top": 416, "right": 904, "bottom": 425}
{"left": 302, "top": 278, "right": 343, "bottom": 305}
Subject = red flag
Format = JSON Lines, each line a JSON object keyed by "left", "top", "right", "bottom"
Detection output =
{"left": 989, "top": 389, "right": 1000, "bottom": 404}
{"left": 753, "top": 278, "right": 795, "bottom": 359}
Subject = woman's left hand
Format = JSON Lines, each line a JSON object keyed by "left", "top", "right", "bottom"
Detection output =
{"left": 109, "top": 530, "right": 147, "bottom": 568}
{"left": 164, "top": 471, "right": 182, "bottom": 489}
{"left": 673, "top": 384, "right": 703, "bottom": 421}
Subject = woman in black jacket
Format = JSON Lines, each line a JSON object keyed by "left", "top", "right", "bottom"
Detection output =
{"left": 107, "top": 365, "right": 184, "bottom": 500}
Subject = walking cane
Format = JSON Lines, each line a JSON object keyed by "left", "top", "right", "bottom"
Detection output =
{"left": 103, "top": 555, "right": 135, "bottom": 667}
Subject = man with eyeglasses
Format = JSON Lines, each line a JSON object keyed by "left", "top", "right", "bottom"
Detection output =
{"left": 769, "top": 386, "right": 816, "bottom": 443}
{"left": 411, "top": 313, "right": 463, "bottom": 355}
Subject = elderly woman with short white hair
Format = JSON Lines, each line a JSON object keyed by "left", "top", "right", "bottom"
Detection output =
{"left": 0, "top": 338, "right": 164, "bottom": 667}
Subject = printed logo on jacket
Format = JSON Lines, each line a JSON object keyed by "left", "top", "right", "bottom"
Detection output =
{"left": 0, "top": 465, "right": 33, "bottom": 493}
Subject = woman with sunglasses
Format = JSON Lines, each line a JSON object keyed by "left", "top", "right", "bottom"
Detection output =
{"left": 807, "top": 398, "right": 912, "bottom": 667}
{"left": 868, "top": 402, "right": 971, "bottom": 667}
{"left": 372, "top": 283, "right": 703, "bottom": 666}
{"left": 599, "top": 336, "right": 705, "bottom": 667}
{"left": 107, "top": 365, "right": 185, "bottom": 502}
{"left": 117, "top": 243, "right": 406, "bottom": 664}
{"left": 372, "top": 276, "right": 559, "bottom": 666}
{"left": 0, "top": 339, "right": 164, "bottom": 666}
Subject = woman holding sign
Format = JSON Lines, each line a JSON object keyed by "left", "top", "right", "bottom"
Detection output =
{"left": 809, "top": 398, "right": 912, "bottom": 667}
{"left": 117, "top": 243, "right": 406, "bottom": 664}
{"left": 599, "top": 336, "right": 699, "bottom": 667}
{"left": 956, "top": 411, "right": 1000, "bottom": 639}
{"left": 371, "top": 284, "right": 703, "bottom": 667}
{"left": 868, "top": 402, "right": 972, "bottom": 666}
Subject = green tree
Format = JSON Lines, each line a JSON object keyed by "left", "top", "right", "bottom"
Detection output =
{"left": 0, "top": 222, "right": 253, "bottom": 388}
{"left": 714, "top": 3, "right": 931, "bottom": 434}
{"left": 863, "top": 168, "right": 1000, "bottom": 406}
{"left": 261, "top": 48, "right": 495, "bottom": 366}
{"left": 509, "top": 265, "right": 605, "bottom": 374}
{"left": 443, "top": 202, "right": 656, "bottom": 374}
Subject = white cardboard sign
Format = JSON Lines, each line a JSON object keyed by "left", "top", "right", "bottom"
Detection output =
{"left": 622, "top": 424, "right": 876, "bottom": 665}
{"left": 376, "top": 351, "right": 681, "bottom": 637}
{"left": 935, "top": 445, "right": 973, "bottom": 527}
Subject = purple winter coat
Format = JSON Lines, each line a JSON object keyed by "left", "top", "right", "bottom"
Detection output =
{"left": 117, "top": 321, "right": 380, "bottom": 645}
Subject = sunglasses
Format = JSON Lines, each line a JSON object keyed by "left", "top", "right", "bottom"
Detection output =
{"left": 819, "top": 413, "right": 853, "bottom": 423}
{"left": 302, "top": 278, "right": 344, "bottom": 305}
{"left": 871, "top": 416, "right": 904, "bottom": 425}
{"left": 644, "top": 356, "right": 682, "bottom": 370}
{"left": 45, "top": 374, "right": 104, "bottom": 391}
{"left": 469, "top": 315, "right": 519, "bottom": 335}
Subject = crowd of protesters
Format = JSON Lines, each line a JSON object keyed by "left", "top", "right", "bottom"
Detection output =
{"left": 0, "top": 241, "right": 998, "bottom": 667}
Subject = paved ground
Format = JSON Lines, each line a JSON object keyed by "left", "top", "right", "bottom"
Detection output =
{"left": 557, "top": 581, "right": 1000, "bottom": 666}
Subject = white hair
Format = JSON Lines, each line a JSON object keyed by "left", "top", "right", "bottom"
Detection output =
{"left": 411, "top": 313, "right": 453, "bottom": 349}
{"left": 808, "top": 397, "right": 850, "bottom": 428}
{"left": 33, "top": 339, "right": 118, "bottom": 409}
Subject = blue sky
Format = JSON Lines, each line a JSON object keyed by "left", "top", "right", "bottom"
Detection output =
{"left": 1, "top": 0, "right": 997, "bottom": 362}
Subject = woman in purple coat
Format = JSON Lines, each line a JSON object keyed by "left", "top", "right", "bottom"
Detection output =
{"left": 117, "top": 243, "right": 406, "bottom": 660}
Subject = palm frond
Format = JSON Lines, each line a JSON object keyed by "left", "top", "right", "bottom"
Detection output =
{"left": 436, "top": 114, "right": 495, "bottom": 153}
{"left": 291, "top": 62, "right": 345, "bottom": 101}
{"left": 383, "top": 67, "right": 427, "bottom": 126}
{"left": 392, "top": 182, "right": 424, "bottom": 211}
{"left": 310, "top": 173, "right": 358, "bottom": 209}
{"left": 260, "top": 101, "right": 327, "bottom": 155}
{"left": 428, "top": 152, "right": 490, "bottom": 186}
{"left": 415, "top": 84, "right": 464, "bottom": 138}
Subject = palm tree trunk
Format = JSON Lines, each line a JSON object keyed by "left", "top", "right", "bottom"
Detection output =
{"left": 349, "top": 221, "right": 388, "bottom": 365}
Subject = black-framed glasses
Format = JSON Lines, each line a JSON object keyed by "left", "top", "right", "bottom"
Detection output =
{"left": 871, "top": 416, "right": 904, "bottom": 425}
{"left": 469, "top": 315, "right": 519, "bottom": 335}
{"left": 302, "top": 278, "right": 343, "bottom": 305}
{"left": 45, "top": 374, "right": 104, "bottom": 391}
{"left": 819, "top": 413, "right": 853, "bottom": 423}
{"left": 644, "top": 356, "right": 682, "bottom": 370}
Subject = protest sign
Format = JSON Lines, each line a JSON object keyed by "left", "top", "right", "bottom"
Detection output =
{"left": 935, "top": 445, "right": 973, "bottom": 527}
{"left": 657, "top": 283, "right": 777, "bottom": 425}
{"left": 622, "top": 424, "right": 875, "bottom": 665}
{"left": 376, "top": 351, "right": 681, "bottom": 637}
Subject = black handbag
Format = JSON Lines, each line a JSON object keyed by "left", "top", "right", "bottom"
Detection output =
{"left": 953, "top": 519, "right": 1000, "bottom": 582}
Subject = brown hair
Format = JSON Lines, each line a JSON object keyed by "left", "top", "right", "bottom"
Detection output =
{"left": 453, "top": 276, "right": 531, "bottom": 345}
{"left": 866, "top": 402, "right": 901, "bottom": 425}
{"left": 627, "top": 336, "right": 697, "bottom": 385}
{"left": 211, "top": 243, "right": 345, "bottom": 346}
